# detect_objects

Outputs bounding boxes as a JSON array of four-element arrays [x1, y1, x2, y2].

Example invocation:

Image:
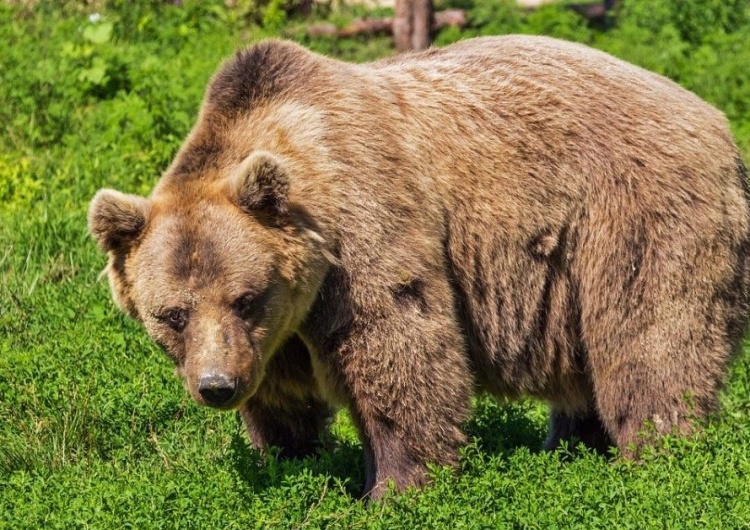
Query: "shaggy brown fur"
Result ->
[[89, 36, 750, 499]]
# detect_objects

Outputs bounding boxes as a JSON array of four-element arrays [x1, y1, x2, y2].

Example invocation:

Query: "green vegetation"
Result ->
[[2, 0, 750, 527]]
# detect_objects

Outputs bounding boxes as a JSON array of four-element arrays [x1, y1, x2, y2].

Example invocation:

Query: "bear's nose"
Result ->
[[198, 373, 237, 406]]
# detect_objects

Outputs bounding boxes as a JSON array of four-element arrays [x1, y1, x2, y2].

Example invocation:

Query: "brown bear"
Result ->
[[88, 35, 750, 499]]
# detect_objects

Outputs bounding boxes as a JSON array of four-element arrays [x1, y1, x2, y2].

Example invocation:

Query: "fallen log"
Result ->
[[301, 1, 616, 41], [304, 8, 466, 38]]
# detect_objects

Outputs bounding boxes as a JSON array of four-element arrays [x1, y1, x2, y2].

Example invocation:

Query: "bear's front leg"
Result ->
[[239, 335, 332, 459], [328, 309, 473, 499]]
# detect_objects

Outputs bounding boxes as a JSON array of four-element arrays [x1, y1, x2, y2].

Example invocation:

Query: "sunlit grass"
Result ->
[[2, 0, 750, 527]]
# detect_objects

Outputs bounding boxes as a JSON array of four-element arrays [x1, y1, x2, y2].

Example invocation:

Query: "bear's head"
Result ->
[[88, 151, 332, 409]]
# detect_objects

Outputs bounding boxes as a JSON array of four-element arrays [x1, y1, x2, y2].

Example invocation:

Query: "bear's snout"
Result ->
[[197, 373, 238, 407]]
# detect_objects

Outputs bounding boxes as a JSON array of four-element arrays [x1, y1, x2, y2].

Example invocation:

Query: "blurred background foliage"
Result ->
[[1, 0, 748, 218]]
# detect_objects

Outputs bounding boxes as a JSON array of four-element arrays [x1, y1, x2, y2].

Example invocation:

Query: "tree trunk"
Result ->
[[393, 0, 434, 52]]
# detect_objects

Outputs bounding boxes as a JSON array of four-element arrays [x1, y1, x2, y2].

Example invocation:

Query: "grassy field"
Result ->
[[2, 1, 750, 527]]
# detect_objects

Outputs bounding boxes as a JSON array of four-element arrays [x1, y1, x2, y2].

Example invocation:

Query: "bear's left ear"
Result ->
[[232, 151, 290, 219]]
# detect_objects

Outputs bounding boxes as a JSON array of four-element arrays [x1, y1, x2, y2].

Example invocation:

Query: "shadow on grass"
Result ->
[[465, 396, 548, 456], [226, 396, 551, 499], [227, 425, 366, 499]]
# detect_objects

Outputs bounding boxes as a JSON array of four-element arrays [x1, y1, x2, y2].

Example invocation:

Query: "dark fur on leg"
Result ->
[[545, 408, 613, 455], [240, 335, 332, 459]]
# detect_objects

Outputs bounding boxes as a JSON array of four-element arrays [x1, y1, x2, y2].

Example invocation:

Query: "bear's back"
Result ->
[[344, 35, 738, 213]]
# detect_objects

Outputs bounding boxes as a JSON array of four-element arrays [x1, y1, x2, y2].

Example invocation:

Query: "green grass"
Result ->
[[2, 0, 750, 527]]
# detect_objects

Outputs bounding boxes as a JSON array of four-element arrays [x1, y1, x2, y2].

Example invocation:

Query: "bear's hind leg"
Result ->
[[584, 297, 729, 456], [544, 408, 613, 455], [590, 361, 709, 456], [240, 335, 332, 459], [576, 209, 742, 455]]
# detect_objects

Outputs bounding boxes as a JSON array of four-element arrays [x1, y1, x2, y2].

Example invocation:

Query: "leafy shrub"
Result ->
[[467, 0, 524, 36], [435, 0, 593, 46], [619, 0, 750, 45], [0, 155, 37, 214], [522, 3, 593, 43]]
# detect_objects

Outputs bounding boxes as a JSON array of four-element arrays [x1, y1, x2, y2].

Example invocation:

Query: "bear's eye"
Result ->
[[159, 308, 189, 332], [233, 291, 266, 322]]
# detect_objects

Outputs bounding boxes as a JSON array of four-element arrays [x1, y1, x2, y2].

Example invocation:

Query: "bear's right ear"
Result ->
[[88, 189, 149, 252]]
